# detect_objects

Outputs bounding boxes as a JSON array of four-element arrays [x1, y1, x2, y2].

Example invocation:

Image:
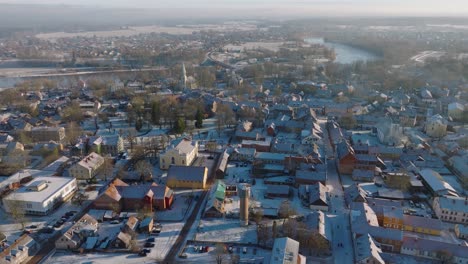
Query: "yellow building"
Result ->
[[166, 166, 208, 189], [159, 139, 198, 169], [403, 214, 442, 236], [382, 206, 403, 230]]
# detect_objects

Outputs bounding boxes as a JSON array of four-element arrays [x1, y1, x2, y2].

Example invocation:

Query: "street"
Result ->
[[322, 120, 354, 264]]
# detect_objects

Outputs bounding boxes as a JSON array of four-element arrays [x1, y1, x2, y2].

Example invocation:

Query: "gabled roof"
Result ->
[[354, 234, 385, 264]]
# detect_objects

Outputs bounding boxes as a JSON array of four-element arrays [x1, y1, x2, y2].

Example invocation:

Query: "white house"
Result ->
[[425, 114, 447, 138], [68, 152, 104, 179], [432, 196, 468, 224], [159, 139, 198, 169], [3, 176, 77, 215]]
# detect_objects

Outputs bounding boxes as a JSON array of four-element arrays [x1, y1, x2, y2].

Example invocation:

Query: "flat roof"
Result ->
[[4, 176, 76, 203]]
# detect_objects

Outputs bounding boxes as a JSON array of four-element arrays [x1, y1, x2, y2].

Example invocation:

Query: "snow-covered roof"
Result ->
[[270, 237, 300, 264]]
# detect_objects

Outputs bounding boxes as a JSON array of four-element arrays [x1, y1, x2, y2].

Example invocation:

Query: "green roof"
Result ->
[[214, 181, 226, 201]]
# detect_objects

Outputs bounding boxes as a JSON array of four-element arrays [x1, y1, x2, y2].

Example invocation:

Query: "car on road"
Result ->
[[144, 242, 155, 248], [28, 225, 38, 229], [110, 220, 120, 224], [180, 253, 188, 259]]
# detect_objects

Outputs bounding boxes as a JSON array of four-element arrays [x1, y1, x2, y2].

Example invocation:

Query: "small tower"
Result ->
[[181, 63, 187, 89], [239, 184, 250, 227]]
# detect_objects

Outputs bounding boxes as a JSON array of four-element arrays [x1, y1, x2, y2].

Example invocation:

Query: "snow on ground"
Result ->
[[0, 198, 81, 245], [46, 221, 185, 263], [181, 244, 271, 264], [157, 190, 201, 222], [196, 218, 257, 244]]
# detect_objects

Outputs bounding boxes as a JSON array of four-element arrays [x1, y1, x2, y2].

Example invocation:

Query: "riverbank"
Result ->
[[305, 37, 381, 64]]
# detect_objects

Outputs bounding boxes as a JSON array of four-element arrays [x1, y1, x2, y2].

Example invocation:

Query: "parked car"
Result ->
[[28, 225, 38, 229], [180, 253, 188, 259], [144, 242, 155, 248], [228, 246, 234, 253], [142, 248, 151, 253], [110, 220, 120, 224], [138, 251, 147, 257], [147, 237, 155, 243], [243, 247, 247, 254]]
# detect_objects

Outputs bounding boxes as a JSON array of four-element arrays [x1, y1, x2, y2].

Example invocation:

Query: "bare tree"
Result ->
[[135, 160, 153, 182], [5, 198, 28, 230]]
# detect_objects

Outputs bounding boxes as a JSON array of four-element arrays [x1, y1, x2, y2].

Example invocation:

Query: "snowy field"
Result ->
[[196, 218, 257, 244], [157, 190, 201, 222]]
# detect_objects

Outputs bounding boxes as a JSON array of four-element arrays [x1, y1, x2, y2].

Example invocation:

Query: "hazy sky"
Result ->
[[1, 0, 468, 16]]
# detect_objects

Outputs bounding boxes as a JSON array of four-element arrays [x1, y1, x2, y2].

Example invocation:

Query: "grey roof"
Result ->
[[402, 236, 468, 258], [167, 165, 207, 182], [419, 169, 458, 195]]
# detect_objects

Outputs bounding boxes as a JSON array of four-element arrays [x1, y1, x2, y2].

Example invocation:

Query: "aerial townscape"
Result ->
[[0, 1, 467, 264]]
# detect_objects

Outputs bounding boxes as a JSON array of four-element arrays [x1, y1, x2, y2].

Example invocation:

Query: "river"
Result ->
[[305, 37, 380, 64]]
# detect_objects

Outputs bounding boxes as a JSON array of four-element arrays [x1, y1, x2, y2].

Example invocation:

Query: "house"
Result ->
[[304, 211, 332, 252], [166, 165, 208, 189], [432, 196, 468, 224], [354, 234, 385, 264], [242, 138, 272, 152], [454, 224, 468, 239], [295, 164, 327, 185], [424, 114, 447, 138], [114, 232, 132, 249], [401, 236, 468, 263], [159, 139, 198, 169], [204, 180, 226, 218], [30, 126, 65, 143], [101, 135, 124, 156], [56, 214, 98, 250], [352, 169, 375, 182], [0, 235, 38, 264], [344, 184, 368, 205], [403, 215, 443, 236], [418, 169, 458, 197], [138, 217, 154, 233], [3, 176, 77, 215], [307, 182, 328, 211], [254, 152, 286, 165], [337, 140, 357, 174], [93, 179, 174, 212], [68, 152, 104, 179], [270, 237, 305, 264], [215, 150, 229, 179], [376, 118, 406, 146], [448, 156, 468, 187]]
